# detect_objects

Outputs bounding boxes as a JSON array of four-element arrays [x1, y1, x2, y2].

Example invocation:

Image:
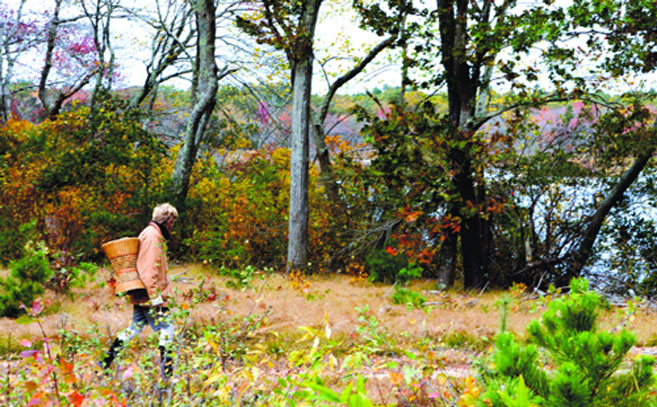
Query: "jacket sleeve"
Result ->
[[136, 232, 161, 299]]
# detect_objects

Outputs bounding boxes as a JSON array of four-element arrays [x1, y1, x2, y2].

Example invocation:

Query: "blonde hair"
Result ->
[[152, 203, 178, 224]]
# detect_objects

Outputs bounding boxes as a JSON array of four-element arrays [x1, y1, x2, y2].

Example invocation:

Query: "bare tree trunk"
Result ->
[[0, 0, 28, 123], [287, 0, 322, 271], [171, 0, 218, 206], [435, 233, 457, 288], [38, 0, 62, 115], [288, 57, 313, 269], [567, 131, 656, 274]]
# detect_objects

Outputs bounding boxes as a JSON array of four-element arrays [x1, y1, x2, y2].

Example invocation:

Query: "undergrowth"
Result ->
[[1, 274, 656, 406]]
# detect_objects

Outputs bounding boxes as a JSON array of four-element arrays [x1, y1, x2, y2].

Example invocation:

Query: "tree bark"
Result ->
[[171, 0, 218, 206], [286, 0, 322, 271], [437, 0, 490, 288], [567, 130, 656, 274], [0, 0, 28, 123]]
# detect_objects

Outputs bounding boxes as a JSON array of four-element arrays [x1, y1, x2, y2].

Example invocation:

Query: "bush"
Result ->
[[391, 286, 426, 309], [478, 278, 655, 407], [0, 241, 53, 317], [366, 249, 414, 283], [0, 219, 37, 265]]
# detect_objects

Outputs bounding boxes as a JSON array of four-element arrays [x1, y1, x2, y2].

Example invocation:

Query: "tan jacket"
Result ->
[[132, 222, 173, 306]]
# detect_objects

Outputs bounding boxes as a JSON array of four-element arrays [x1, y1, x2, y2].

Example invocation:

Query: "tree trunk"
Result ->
[[287, 57, 313, 270], [286, 0, 322, 271], [567, 141, 656, 275], [171, 0, 218, 206], [437, 0, 490, 288], [38, 0, 61, 115], [0, 0, 28, 123], [435, 233, 457, 288]]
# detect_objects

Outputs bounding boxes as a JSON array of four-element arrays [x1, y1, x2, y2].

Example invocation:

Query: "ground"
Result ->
[[3, 263, 657, 405]]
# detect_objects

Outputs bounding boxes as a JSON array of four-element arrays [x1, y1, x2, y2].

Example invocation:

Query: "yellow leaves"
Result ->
[[203, 371, 226, 388], [5, 118, 35, 136], [457, 376, 482, 406], [207, 339, 220, 354]]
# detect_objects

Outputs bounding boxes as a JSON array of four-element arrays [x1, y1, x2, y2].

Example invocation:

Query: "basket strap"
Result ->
[[116, 268, 138, 275]]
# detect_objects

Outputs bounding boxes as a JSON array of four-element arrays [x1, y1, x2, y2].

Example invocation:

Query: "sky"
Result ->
[[8, 0, 656, 97], [9, 0, 401, 95]]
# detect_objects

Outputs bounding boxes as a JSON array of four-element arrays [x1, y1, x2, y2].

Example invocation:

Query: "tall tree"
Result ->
[[312, 33, 399, 203], [0, 0, 41, 122], [237, 0, 323, 271], [38, 0, 96, 119], [77, 0, 121, 113], [357, 0, 657, 288], [171, 0, 218, 206], [121, 0, 196, 111]]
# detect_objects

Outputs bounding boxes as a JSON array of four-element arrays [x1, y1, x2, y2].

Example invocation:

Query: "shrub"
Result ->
[[0, 101, 168, 264], [478, 278, 655, 407], [366, 248, 413, 283], [391, 286, 426, 309], [0, 241, 53, 317], [189, 149, 289, 268], [0, 219, 37, 265]]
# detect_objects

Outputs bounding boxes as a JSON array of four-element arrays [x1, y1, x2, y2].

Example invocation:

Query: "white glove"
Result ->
[[151, 295, 164, 306]]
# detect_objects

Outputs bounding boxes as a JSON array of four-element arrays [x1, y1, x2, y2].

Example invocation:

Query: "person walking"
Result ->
[[101, 203, 178, 378]]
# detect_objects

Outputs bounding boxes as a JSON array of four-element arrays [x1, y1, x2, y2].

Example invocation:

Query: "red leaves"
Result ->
[[67, 390, 85, 407]]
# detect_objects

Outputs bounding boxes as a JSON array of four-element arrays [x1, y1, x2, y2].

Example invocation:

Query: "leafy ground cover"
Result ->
[[2, 264, 657, 406]]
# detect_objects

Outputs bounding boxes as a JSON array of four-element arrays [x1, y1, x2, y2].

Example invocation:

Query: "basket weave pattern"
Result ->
[[101, 237, 145, 294], [109, 254, 137, 273]]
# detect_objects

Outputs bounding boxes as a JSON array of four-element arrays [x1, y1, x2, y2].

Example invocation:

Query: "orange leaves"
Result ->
[[397, 206, 423, 223], [417, 248, 435, 265], [324, 134, 354, 154], [346, 261, 368, 282], [388, 370, 404, 385], [66, 390, 85, 407], [58, 357, 77, 385], [405, 210, 423, 223], [485, 198, 506, 215], [289, 269, 310, 291]]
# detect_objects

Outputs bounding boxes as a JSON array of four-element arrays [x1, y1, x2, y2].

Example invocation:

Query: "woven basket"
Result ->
[[101, 237, 145, 295]]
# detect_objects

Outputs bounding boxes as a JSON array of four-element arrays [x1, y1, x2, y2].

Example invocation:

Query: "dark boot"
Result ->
[[159, 345, 173, 378], [102, 338, 124, 370]]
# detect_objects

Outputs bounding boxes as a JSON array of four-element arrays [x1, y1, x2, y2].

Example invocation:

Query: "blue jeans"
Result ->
[[117, 305, 174, 347]]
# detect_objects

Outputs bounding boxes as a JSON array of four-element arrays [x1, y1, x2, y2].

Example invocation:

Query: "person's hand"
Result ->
[[150, 295, 164, 307]]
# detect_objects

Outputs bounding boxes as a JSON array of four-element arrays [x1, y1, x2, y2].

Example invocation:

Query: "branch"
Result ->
[[467, 93, 614, 133], [318, 35, 397, 125]]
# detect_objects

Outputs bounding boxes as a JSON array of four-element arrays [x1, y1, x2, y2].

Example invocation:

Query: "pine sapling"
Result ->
[[478, 278, 655, 407]]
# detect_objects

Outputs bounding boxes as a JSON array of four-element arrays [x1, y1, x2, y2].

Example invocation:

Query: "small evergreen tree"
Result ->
[[479, 278, 655, 407], [0, 241, 53, 317]]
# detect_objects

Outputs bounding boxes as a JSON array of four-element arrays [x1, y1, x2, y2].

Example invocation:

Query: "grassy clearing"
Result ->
[[2, 264, 657, 405], [3, 263, 657, 354]]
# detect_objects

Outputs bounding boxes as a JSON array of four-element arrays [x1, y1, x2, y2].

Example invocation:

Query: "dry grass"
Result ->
[[3, 263, 657, 355]]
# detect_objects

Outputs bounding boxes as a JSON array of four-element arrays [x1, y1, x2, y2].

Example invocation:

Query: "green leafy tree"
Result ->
[[354, 0, 657, 288]]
